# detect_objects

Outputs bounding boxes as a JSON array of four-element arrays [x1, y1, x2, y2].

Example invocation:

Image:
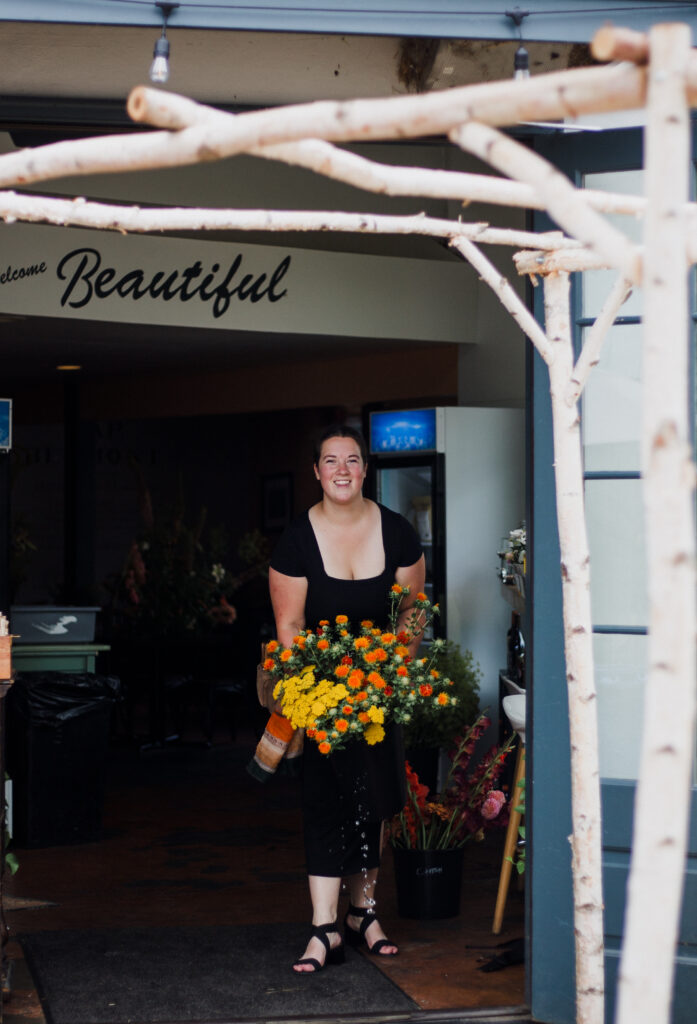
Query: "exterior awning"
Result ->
[[6, 0, 697, 43]]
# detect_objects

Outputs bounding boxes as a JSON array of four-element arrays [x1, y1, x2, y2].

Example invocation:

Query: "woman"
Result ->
[[269, 424, 425, 973]]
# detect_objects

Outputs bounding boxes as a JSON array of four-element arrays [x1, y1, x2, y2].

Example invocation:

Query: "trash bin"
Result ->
[[7, 672, 120, 848]]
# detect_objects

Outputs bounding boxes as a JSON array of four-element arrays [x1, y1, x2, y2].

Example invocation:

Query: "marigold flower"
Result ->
[[335, 614, 349, 625], [263, 658, 274, 671], [355, 691, 368, 702], [335, 719, 349, 733], [334, 665, 350, 678], [354, 636, 371, 650], [367, 671, 386, 689], [360, 619, 374, 628], [416, 592, 428, 602], [316, 730, 327, 741], [341, 655, 353, 665], [395, 645, 410, 658], [340, 629, 348, 637], [358, 711, 370, 724], [437, 693, 449, 706], [318, 620, 329, 627], [342, 705, 354, 715], [280, 650, 292, 662], [306, 726, 316, 739], [396, 666, 408, 677], [347, 670, 364, 689], [365, 723, 385, 745], [380, 633, 396, 645], [396, 631, 410, 644], [391, 584, 403, 594], [363, 650, 378, 664], [385, 685, 393, 696], [317, 639, 330, 650], [373, 648, 388, 662], [430, 669, 440, 678], [419, 683, 433, 697], [318, 741, 331, 754], [266, 640, 279, 653]]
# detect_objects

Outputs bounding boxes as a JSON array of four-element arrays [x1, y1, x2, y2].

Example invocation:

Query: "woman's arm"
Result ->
[[269, 567, 308, 648], [395, 554, 427, 656]]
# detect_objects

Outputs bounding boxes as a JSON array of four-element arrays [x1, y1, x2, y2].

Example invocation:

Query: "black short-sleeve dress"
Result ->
[[271, 502, 422, 877]]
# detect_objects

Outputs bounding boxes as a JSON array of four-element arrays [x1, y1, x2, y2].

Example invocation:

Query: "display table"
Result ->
[[12, 644, 110, 673]]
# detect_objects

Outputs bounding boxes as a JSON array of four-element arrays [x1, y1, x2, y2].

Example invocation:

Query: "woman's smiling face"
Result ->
[[314, 435, 366, 501]]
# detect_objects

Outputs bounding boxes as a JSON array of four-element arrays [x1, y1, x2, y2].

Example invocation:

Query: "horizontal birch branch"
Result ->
[[0, 60, 667, 191], [0, 190, 583, 251]]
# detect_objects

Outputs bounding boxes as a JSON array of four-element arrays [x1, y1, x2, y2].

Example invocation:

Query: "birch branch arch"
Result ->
[[1, 20, 695, 1024]]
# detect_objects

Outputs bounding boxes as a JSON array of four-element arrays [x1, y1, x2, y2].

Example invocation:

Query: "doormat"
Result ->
[[20, 923, 419, 1024]]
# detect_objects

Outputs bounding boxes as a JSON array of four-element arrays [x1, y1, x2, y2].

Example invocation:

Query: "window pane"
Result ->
[[595, 632, 646, 780], [582, 170, 644, 319], [586, 478, 648, 627], [582, 323, 642, 472]]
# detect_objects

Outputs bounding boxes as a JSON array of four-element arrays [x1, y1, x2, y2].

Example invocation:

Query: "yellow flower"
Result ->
[[367, 705, 384, 724], [364, 723, 385, 745]]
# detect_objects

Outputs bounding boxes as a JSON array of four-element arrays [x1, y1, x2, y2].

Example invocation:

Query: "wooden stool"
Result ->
[[492, 693, 526, 934]]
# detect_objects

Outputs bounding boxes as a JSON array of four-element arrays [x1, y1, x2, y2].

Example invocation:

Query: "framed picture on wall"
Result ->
[[262, 473, 293, 531], [0, 399, 12, 451]]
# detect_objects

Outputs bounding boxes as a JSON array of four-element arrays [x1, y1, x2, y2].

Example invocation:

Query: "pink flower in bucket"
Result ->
[[481, 790, 506, 821]]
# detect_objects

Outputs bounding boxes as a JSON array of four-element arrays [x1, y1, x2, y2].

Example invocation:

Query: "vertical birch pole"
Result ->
[[616, 24, 696, 1024], [544, 271, 605, 1024]]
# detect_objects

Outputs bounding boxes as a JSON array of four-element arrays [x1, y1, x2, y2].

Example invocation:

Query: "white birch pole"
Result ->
[[615, 24, 696, 1024], [544, 271, 605, 1024]]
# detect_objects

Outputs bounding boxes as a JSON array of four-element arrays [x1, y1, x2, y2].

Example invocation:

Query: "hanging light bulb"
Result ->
[[506, 7, 530, 81], [514, 44, 530, 81], [149, 2, 179, 84]]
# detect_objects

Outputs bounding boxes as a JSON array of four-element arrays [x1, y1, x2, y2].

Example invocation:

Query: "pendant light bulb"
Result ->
[[149, 2, 178, 85], [514, 44, 530, 81], [150, 32, 170, 83]]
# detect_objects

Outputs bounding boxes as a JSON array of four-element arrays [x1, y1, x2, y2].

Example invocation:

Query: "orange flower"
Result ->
[[348, 670, 365, 689], [363, 650, 379, 664], [280, 649, 292, 662], [266, 640, 279, 653], [373, 648, 388, 662], [367, 671, 386, 689], [371, 628, 381, 636], [340, 629, 349, 637], [360, 619, 374, 629], [355, 691, 368, 702], [437, 693, 449, 705], [293, 635, 307, 648], [380, 633, 396, 645], [396, 666, 408, 677], [318, 620, 329, 627], [358, 712, 370, 724], [335, 614, 349, 625], [395, 645, 410, 658], [419, 683, 433, 697], [354, 636, 371, 650], [342, 705, 354, 715], [416, 592, 428, 602], [335, 719, 349, 733], [316, 730, 327, 741], [263, 658, 274, 671], [334, 665, 350, 678], [318, 741, 331, 755], [317, 639, 330, 651], [306, 726, 317, 739], [430, 669, 440, 678], [391, 584, 403, 594]]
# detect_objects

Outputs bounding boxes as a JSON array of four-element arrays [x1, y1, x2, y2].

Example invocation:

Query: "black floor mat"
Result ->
[[20, 923, 418, 1024]]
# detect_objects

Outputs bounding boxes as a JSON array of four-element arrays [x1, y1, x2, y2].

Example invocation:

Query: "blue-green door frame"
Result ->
[[528, 128, 697, 1024]]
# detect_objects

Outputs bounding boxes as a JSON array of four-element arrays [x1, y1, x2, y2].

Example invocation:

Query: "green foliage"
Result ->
[[402, 640, 481, 749], [505, 776, 526, 875]]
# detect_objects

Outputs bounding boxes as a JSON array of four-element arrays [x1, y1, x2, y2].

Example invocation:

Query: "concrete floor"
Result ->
[[3, 715, 526, 1023]]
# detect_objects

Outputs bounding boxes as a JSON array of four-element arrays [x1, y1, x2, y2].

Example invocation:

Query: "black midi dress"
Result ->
[[270, 503, 422, 877]]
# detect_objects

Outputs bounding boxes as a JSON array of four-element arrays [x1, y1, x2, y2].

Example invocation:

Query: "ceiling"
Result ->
[[0, 21, 588, 381]]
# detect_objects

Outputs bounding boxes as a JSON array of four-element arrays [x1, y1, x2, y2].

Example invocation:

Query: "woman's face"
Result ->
[[314, 436, 366, 502]]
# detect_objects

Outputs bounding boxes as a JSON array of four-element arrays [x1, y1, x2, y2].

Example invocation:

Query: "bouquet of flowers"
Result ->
[[262, 585, 457, 755], [388, 712, 514, 849]]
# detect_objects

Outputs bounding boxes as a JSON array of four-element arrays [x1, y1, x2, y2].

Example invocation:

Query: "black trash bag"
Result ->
[[10, 671, 121, 725]]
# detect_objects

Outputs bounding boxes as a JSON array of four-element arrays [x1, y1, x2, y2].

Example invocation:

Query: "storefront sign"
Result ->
[[0, 224, 473, 343]]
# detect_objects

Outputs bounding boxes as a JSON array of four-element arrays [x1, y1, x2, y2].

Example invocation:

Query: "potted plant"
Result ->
[[402, 641, 481, 792], [388, 712, 514, 919]]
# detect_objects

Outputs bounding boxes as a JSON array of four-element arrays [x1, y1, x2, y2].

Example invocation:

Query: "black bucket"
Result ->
[[392, 846, 465, 919]]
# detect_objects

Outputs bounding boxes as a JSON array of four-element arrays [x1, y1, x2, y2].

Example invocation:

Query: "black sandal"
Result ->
[[344, 904, 398, 956], [293, 922, 345, 973]]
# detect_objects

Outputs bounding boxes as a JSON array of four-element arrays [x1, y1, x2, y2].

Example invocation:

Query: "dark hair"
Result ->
[[313, 423, 368, 465]]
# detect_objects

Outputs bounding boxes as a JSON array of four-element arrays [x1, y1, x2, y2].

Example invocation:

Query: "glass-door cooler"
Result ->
[[366, 409, 446, 638]]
